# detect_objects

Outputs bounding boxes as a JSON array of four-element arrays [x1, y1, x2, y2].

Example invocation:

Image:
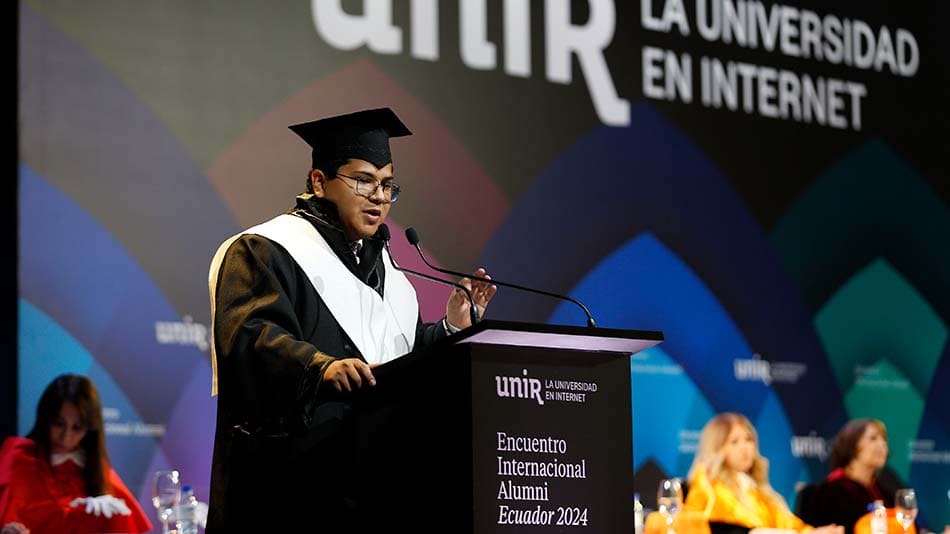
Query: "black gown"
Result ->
[[796, 470, 894, 534], [206, 197, 446, 533]]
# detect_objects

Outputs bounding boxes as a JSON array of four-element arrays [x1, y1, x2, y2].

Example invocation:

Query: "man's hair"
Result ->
[[305, 157, 350, 193]]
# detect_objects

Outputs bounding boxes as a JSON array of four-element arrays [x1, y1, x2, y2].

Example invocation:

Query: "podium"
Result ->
[[352, 320, 663, 533]]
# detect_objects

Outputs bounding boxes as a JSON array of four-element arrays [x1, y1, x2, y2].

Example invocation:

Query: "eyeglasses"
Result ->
[[335, 173, 401, 203]]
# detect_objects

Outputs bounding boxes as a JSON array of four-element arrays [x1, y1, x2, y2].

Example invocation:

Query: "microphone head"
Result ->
[[377, 224, 391, 242], [405, 227, 420, 246]]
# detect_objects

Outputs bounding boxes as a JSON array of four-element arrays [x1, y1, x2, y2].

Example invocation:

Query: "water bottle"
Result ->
[[870, 499, 887, 534], [634, 492, 644, 534], [176, 485, 199, 534]]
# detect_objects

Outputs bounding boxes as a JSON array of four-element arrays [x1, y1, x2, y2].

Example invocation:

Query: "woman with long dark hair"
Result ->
[[0, 374, 151, 533]]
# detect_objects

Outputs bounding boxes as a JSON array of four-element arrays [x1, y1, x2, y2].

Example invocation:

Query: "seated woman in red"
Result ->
[[0, 374, 152, 534]]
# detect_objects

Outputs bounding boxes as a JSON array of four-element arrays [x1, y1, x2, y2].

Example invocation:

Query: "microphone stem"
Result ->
[[385, 242, 479, 327], [414, 244, 596, 328]]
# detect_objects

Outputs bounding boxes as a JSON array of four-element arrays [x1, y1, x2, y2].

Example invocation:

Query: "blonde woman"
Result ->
[[684, 413, 842, 534]]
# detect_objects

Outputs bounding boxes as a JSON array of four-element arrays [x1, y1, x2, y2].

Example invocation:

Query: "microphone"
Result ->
[[377, 225, 479, 328], [405, 227, 597, 328]]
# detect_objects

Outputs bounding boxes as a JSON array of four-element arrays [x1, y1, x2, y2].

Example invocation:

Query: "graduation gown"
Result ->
[[206, 197, 446, 532], [0, 437, 152, 534], [796, 469, 893, 534]]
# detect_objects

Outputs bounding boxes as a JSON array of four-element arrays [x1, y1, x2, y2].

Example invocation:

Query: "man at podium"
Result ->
[[205, 107, 496, 532]]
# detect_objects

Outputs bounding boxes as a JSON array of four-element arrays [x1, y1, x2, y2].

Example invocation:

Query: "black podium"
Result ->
[[352, 320, 663, 533]]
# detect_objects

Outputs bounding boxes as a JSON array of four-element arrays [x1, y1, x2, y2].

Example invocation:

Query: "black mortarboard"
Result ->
[[288, 107, 412, 169]]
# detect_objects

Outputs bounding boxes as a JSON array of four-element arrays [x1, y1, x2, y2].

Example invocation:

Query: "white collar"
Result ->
[[350, 239, 364, 263], [51, 450, 85, 467]]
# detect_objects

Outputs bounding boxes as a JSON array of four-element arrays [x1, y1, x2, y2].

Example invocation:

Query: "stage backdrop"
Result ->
[[17, 1, 949, 531]]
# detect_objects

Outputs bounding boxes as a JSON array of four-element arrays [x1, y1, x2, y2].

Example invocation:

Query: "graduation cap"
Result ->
[[288, 107, 412, 170]]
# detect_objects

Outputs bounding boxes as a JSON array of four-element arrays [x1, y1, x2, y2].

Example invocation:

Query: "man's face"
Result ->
[[313, 158, 394, 241]]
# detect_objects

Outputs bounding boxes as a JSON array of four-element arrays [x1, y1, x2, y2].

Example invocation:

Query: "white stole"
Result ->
[[208, 214, 418, 395]]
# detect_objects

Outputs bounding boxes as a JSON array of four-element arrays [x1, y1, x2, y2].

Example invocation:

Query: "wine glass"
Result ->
[[894, 488, 918, 533], [152, 469, 181, 534], [657, 478, 684, 534]]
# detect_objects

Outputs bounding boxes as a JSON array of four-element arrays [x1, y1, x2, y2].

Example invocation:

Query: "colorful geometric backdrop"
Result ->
[[17, 2, 949, 531]]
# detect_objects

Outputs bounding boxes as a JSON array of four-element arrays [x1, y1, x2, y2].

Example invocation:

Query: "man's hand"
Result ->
[[322, 358, 376, 393], [446, 267, 497, 329]]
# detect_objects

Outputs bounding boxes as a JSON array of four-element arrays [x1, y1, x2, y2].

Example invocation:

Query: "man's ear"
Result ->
[[311, 169, 328, 197]]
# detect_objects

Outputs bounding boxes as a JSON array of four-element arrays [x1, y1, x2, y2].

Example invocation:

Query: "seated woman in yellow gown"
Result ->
[[683, 412, 843, 534]]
